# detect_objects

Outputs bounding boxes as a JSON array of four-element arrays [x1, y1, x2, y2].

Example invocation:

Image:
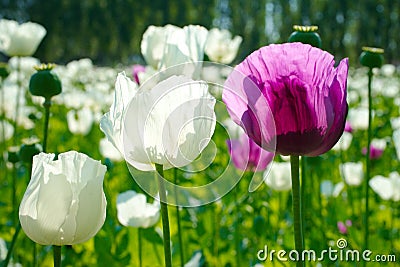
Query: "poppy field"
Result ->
[[0, 17, 399, 267]]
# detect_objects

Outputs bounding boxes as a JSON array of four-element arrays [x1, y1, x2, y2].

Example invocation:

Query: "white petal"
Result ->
[[117, 190, 160, 228], [73, 177, 107, 244], [123, 75, 216, 170], [264, 162, 292, 191], [20, 172, 73, 245], [340, 162, 364, 186], [99, 138, 123, 161], [369, 176, 393, 201], [332, 132, 352, 151], [205, 28, 242, 64], [389, 172, 400, 201], [141, 24, 180, 68], [332, 182, 345, 198], [100, 72, 137, 153]]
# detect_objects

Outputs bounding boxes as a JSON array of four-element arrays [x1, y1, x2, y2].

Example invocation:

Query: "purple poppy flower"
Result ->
[[223, 43, 349, 156], [132, 64, 146, 84], [362, 138, 386, 159], [227, 133, 274, 172], [362, 146, 384, 159]]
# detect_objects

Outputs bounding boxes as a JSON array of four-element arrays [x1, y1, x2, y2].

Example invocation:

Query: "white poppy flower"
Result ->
[[66, 107, 94, 135], [19, 151, 107, 245], [205, 28, 242, 64], [380, 64, 396, 77], [332, 131, 353, 151], [369, 172, 400, 201], [390, 117, 400, 130], [340, 162, 364, 186], [264, 162, 292, 191], [0, 19, 46, 57], [100, 72, 138, 154], [0, 120, 14, 142], [99, 137, 123, 161], [347, 107, 371, 130], [122, 75, 216, 171], [140, 24, 181, 69], [158, 25, 208, 73], [116, 190, 160, 228]]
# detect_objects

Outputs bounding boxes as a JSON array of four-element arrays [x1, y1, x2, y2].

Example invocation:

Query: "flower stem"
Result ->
[[364, 68, 373, 258], [234, 183, 241, 266], [2, 223, 21, 267], [290, 155, 304, 267], [173, 168, 185, 267], [301, 156, 307, 234], [53, 245, 62, 267], [12, 162, 17, 225], [12, 57, 21, 146], [42, 99, 51, 153], [138, 228, 142, 267], [155, 164, 172, 267]]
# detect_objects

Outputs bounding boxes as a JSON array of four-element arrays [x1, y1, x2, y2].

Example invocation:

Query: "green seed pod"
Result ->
[[359, 47, 384, 69], [288, 25, 322, 48], [29, 64, 62, 100], [19, 138, 42, 163]]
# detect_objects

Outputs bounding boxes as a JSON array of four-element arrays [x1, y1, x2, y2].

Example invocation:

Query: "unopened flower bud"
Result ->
[[288, 25, 322, 48], [29, 64, 62, 100], [359, 47, 384, 69]]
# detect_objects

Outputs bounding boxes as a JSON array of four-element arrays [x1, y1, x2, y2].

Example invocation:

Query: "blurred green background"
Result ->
[[1, 0, 399, 66]]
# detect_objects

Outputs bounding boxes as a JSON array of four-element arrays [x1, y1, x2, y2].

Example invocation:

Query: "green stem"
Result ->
[[301, 156, 306, 235], [12, 57, 21, 146], [12, 162, 17, 225], [234, 184, 241, 266], [42, 99, 51, 153], [1, 223, 21, 267], [155, 164, 172, 267], [390, 201, 394, 251], [53, 245, 62, 267], [173, 168, 185, 267], [290, 155, 304, 267], [138, 228, 142, 267], [3, 161, 33, 267], [364, 68, 373, 258], [0, 77, 6, 152]]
